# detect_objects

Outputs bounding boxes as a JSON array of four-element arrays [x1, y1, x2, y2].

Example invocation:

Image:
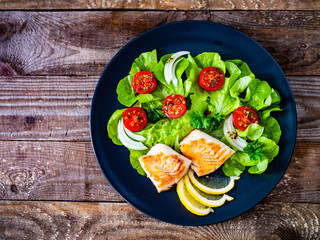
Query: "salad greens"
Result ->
[[243, 140, 263, 161], [190, 111, 224, 133], [107, 50, 282, 177]]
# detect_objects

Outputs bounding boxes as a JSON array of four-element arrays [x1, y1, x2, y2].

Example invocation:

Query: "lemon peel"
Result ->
[[176, 177, 213, 216], [185, 174, 234, 207], [188, 169, 239, 194]]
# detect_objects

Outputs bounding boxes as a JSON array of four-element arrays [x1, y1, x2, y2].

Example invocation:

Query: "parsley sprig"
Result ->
[[244, 140, 263, 161], [190, 110, 224, 132]]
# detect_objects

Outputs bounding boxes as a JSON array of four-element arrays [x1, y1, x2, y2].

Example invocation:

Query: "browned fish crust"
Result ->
[[180, 138, 233, 176], [140, 152, 190, 193]]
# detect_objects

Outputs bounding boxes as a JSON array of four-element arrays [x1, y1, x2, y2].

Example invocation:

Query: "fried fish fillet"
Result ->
[[180, 130, 235, 177], [139, 144, 192, 193]]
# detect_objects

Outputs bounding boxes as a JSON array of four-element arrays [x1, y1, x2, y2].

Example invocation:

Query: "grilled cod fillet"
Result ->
[[180, 130, 235, 177], [139, 144, 192, 193]]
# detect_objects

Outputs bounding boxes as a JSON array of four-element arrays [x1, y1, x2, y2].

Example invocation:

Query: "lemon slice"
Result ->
[[185, 174, 234, 207], [188, 169, 239, 194], [176, 177, 214, 216]]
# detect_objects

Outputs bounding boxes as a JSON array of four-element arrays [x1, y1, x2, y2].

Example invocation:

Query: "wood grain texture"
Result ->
[[0, 76, 319, 142], [0, 76, 96, 141], [0, 0, 320, 10], [265, 142, 320, 204], [0, 201, 319, 239], [0, 11, 319, 76], [0, 141, 319, 203], [0, 141, 122, 201]]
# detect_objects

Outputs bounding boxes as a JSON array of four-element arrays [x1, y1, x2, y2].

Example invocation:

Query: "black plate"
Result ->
[[90, 21, 297, 226]]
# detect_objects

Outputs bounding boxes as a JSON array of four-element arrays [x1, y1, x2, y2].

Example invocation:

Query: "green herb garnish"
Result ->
[[244, 140, 263, 161], [190, 110, 224, 132]]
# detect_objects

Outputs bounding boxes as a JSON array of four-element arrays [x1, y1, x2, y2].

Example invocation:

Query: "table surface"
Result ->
[[0, 1, 319, 239]]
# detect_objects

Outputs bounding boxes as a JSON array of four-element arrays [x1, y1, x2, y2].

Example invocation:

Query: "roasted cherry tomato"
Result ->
[[233, 106, 259, 131], [199, 66, 225, 91], [162, 94, 187, 119], [123, 107, 147, 132], [131, 71, 157, 94]]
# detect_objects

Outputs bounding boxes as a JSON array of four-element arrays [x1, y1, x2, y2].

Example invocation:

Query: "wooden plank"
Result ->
[[0, 76, 96, 141], [266, 142, 320, 203], [0, 76, 319, 142], [0, 0, 319, 10], [291, 76, 320, 142], [0, 11, 319, 76], [0, 141, 319, 203], [0, 141, 123, 202], [0, 201, 319, 239]]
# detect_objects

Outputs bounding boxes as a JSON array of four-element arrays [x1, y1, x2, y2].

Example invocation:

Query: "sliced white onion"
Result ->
[[171, 58, 183, 87], [223, 114, 247, 151], [122, 118, 146, 141], [164, 51, 190, 85], [118, 119, 147, 150]]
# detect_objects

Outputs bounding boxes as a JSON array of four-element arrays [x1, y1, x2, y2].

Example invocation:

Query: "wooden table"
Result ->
[[0, 1, 319, 239]]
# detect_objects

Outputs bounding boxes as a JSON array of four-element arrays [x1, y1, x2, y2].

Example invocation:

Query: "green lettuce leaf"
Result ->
[[116, 75, 137, 107], [229, 76, 253, 101], [237, 123, 264, 141], [222, 157, 246, 177], [258, 105, 282, 144], [129, 149, 148, 176], [258, 136, 279, 162], [186, 55, 209, 112], [231, 151, 257, 166], [223, 135, 280, 176], [153, 54, 190, 97], [261, 116, 282, 144], [206, 61, 241, 115], [139, 111, 193, 149], [227, 59, 255, 79], [129, 49, 158, 75], [243, 79, 281, 111], [117, 50, 161, 107], [107, 109, 126, 145], [194, 52, 226, 73], [261, 105, 282, 119], [248, 154, 269, 174]]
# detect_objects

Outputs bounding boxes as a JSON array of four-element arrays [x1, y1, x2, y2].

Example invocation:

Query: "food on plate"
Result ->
[[123, 107, 148, 132], [108, 50, 281, 178], [199, 66, 225, 91], [177, 169, 237, 215], [117, 117, 147, 151], [162, 94, 187, 119], [180, 130, 235, 177], [233, 106, 258, 131], [164, 51, 190, 86], [188, 169, 239, 194], [139, 144, 192, 193], [184, 173, 234, 207], [176, 175, 214, 216], [107, 49, 283, 215], [132, 70, 157, 94], [223, 113, 248, 151]]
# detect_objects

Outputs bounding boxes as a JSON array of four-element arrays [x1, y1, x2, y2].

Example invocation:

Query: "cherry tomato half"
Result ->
[[199, 67, 225, 91], [131, 71, 157, 94], [162, 94, 187, 119], [233, 106, 259, 131], [123, 107, 147, 132]]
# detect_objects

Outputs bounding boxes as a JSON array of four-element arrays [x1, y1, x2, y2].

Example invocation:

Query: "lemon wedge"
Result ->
[[185, 174, 234, 207], [188, 169, 239, 194], [176, 177, 214, 216]]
